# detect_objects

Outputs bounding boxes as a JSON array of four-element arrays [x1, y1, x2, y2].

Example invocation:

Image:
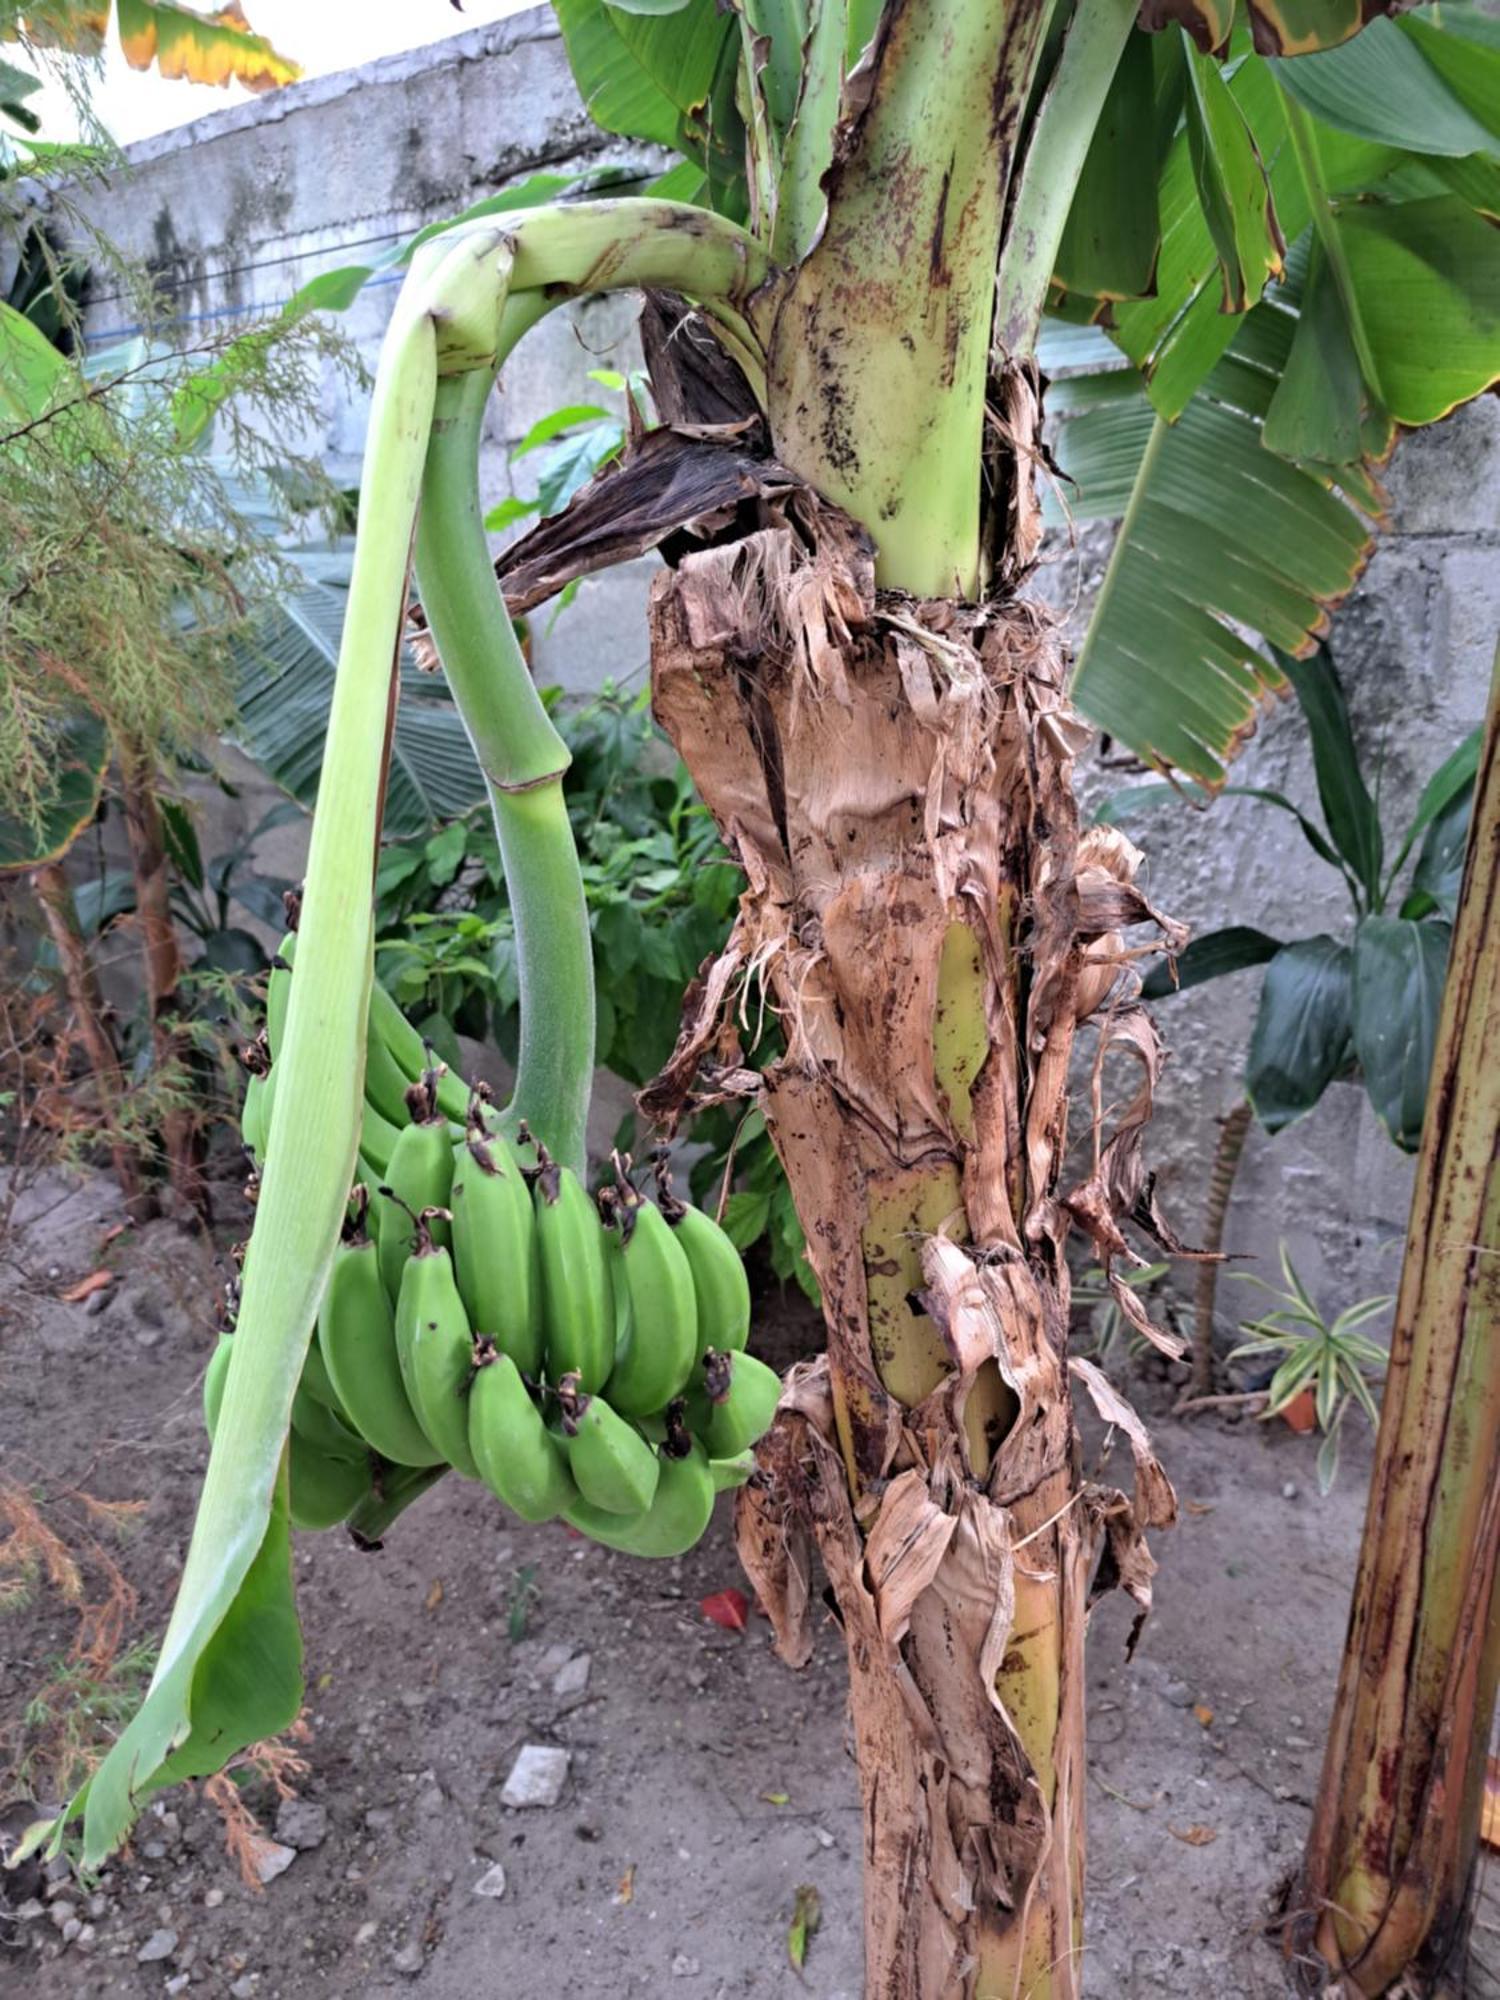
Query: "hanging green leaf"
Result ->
[[1271, 15, 1500, 158], [1245, 935, 1353, 1133], [1275, 646, 1382, 908], [1260, 244, 1368, 463], [1052, 30, 1162, 304], [1331, 195, 1500, 427], [1402, 783, 1475, 924], [1182, 34, 1284, 312], [1055, 301, 1375, 782], [553, 0, 736, 154], [1350, 916, 1449, 1149], [1140, 925, 1284, 1000]]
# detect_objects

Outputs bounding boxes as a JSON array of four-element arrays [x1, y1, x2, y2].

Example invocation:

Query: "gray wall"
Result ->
[[69, 9, 1498, 1318]]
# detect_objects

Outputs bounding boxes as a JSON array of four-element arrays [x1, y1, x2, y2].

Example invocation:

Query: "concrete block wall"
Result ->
[[61, 7, 1500, 1316]]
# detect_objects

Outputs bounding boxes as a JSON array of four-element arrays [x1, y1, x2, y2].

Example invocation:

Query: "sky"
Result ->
[[30, 0, 540, 146]]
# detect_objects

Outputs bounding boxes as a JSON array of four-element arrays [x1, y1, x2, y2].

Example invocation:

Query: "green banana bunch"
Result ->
[[599, 1174, 697, 1419], [229, 936, 780, 1561], [468, 1343, 578, 1522], [450, 1101, 543, 1376], [533, 1145, 615, 1392], [393, 1206, 481, 1480]]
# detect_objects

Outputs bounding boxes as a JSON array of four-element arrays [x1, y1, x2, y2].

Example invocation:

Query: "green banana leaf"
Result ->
[[228, 547, 487, 840], [1048, 301, 1376, 782]]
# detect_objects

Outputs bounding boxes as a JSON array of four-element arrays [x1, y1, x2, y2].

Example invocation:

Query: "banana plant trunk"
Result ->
[[1294, 669, 1500, 1996], [637, 11, 1180, 1990]]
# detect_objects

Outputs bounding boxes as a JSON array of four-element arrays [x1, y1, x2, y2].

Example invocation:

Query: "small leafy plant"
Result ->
[[1229, 1245, 1390, 1493], [1104, 645, 1479, 1151]]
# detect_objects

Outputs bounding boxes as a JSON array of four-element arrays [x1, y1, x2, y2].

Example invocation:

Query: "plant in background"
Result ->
[[35, 6, 1500, 1998], [1101, 645, 1478, 1397], [1105, 645, 1479, 1152], [0, 97, 354, 1213], [1228, 1245, 1389, 1493]]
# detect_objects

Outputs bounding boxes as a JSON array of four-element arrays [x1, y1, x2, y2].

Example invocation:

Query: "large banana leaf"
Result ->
[[229, 548, 486, 839], [5, 1, 300, 89], [1049, 301, 1377, 781]]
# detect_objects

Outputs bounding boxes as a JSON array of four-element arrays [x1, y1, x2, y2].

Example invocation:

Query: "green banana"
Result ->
[[710, 1451, 755, 1492], [202, 1332, 232, 1436], [468, 1344, 578, 1522], [601, 1178, 698, 1418], [367, 977, 471, 1123], [394, 1209, 480, 1479], [374, 1073, 454, 1299], [658, 1175, 751, 1358], [265, 939, 294, 1061], [449, 1104, 542, 1376], [556, 1371, 660, 1516], [298, 1328, 350, 1421], [363, 1030, 419, 1131], [360, 1096, 403, 1178], [288, 1430, 372, 1531], [347, 1460, 449, 1550], [563, 1437, 715, 1559], [692, 1348, 783, 1459], [290, 1380, 368, 1464], [239, 1074, 266, 1165], [533, 1149, 614, 1391], [318, 1193, 443, 1469]]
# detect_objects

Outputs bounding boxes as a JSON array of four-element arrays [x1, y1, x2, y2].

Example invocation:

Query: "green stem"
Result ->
[[415, 360, 594, 1176], [993, 0, 1140, 356]]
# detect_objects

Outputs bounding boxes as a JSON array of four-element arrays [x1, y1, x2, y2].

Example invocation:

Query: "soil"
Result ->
[[1, 1165, 1387, 1999]]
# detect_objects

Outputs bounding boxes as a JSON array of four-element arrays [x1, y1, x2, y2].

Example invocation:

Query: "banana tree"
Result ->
[[35, 5, 1500, 1999]]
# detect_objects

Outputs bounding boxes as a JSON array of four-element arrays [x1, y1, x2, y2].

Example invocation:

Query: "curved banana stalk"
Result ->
[[64, 196, 767, 1869], [415, 363, 594, 1174]]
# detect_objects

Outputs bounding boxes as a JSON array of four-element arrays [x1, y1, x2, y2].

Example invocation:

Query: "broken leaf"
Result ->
[[1168, 1823, 1218, 1846], [761, 1790, 789, 1807], [700, 1587, 749, 1632], [787, 1882, 821, 1971], [424, 1578, 444, 1614], [1194, 1704, 1214, 1729], [613, 1863, 635, 1907]]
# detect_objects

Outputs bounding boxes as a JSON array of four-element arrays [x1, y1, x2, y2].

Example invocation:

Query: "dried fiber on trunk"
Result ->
[[637, 480, 1183, 1995]]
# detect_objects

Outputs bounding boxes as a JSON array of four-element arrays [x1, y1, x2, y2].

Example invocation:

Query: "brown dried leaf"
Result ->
[[1168, 1823, 1218, 1847], [1069, 1357, 1177, 1530], [864, 1471, 957, 1646], [60, 1270, 113, 1303]]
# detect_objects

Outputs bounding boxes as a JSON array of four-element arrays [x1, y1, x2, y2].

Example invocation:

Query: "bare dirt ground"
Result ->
[[1, 1165, 1390, 1999]]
